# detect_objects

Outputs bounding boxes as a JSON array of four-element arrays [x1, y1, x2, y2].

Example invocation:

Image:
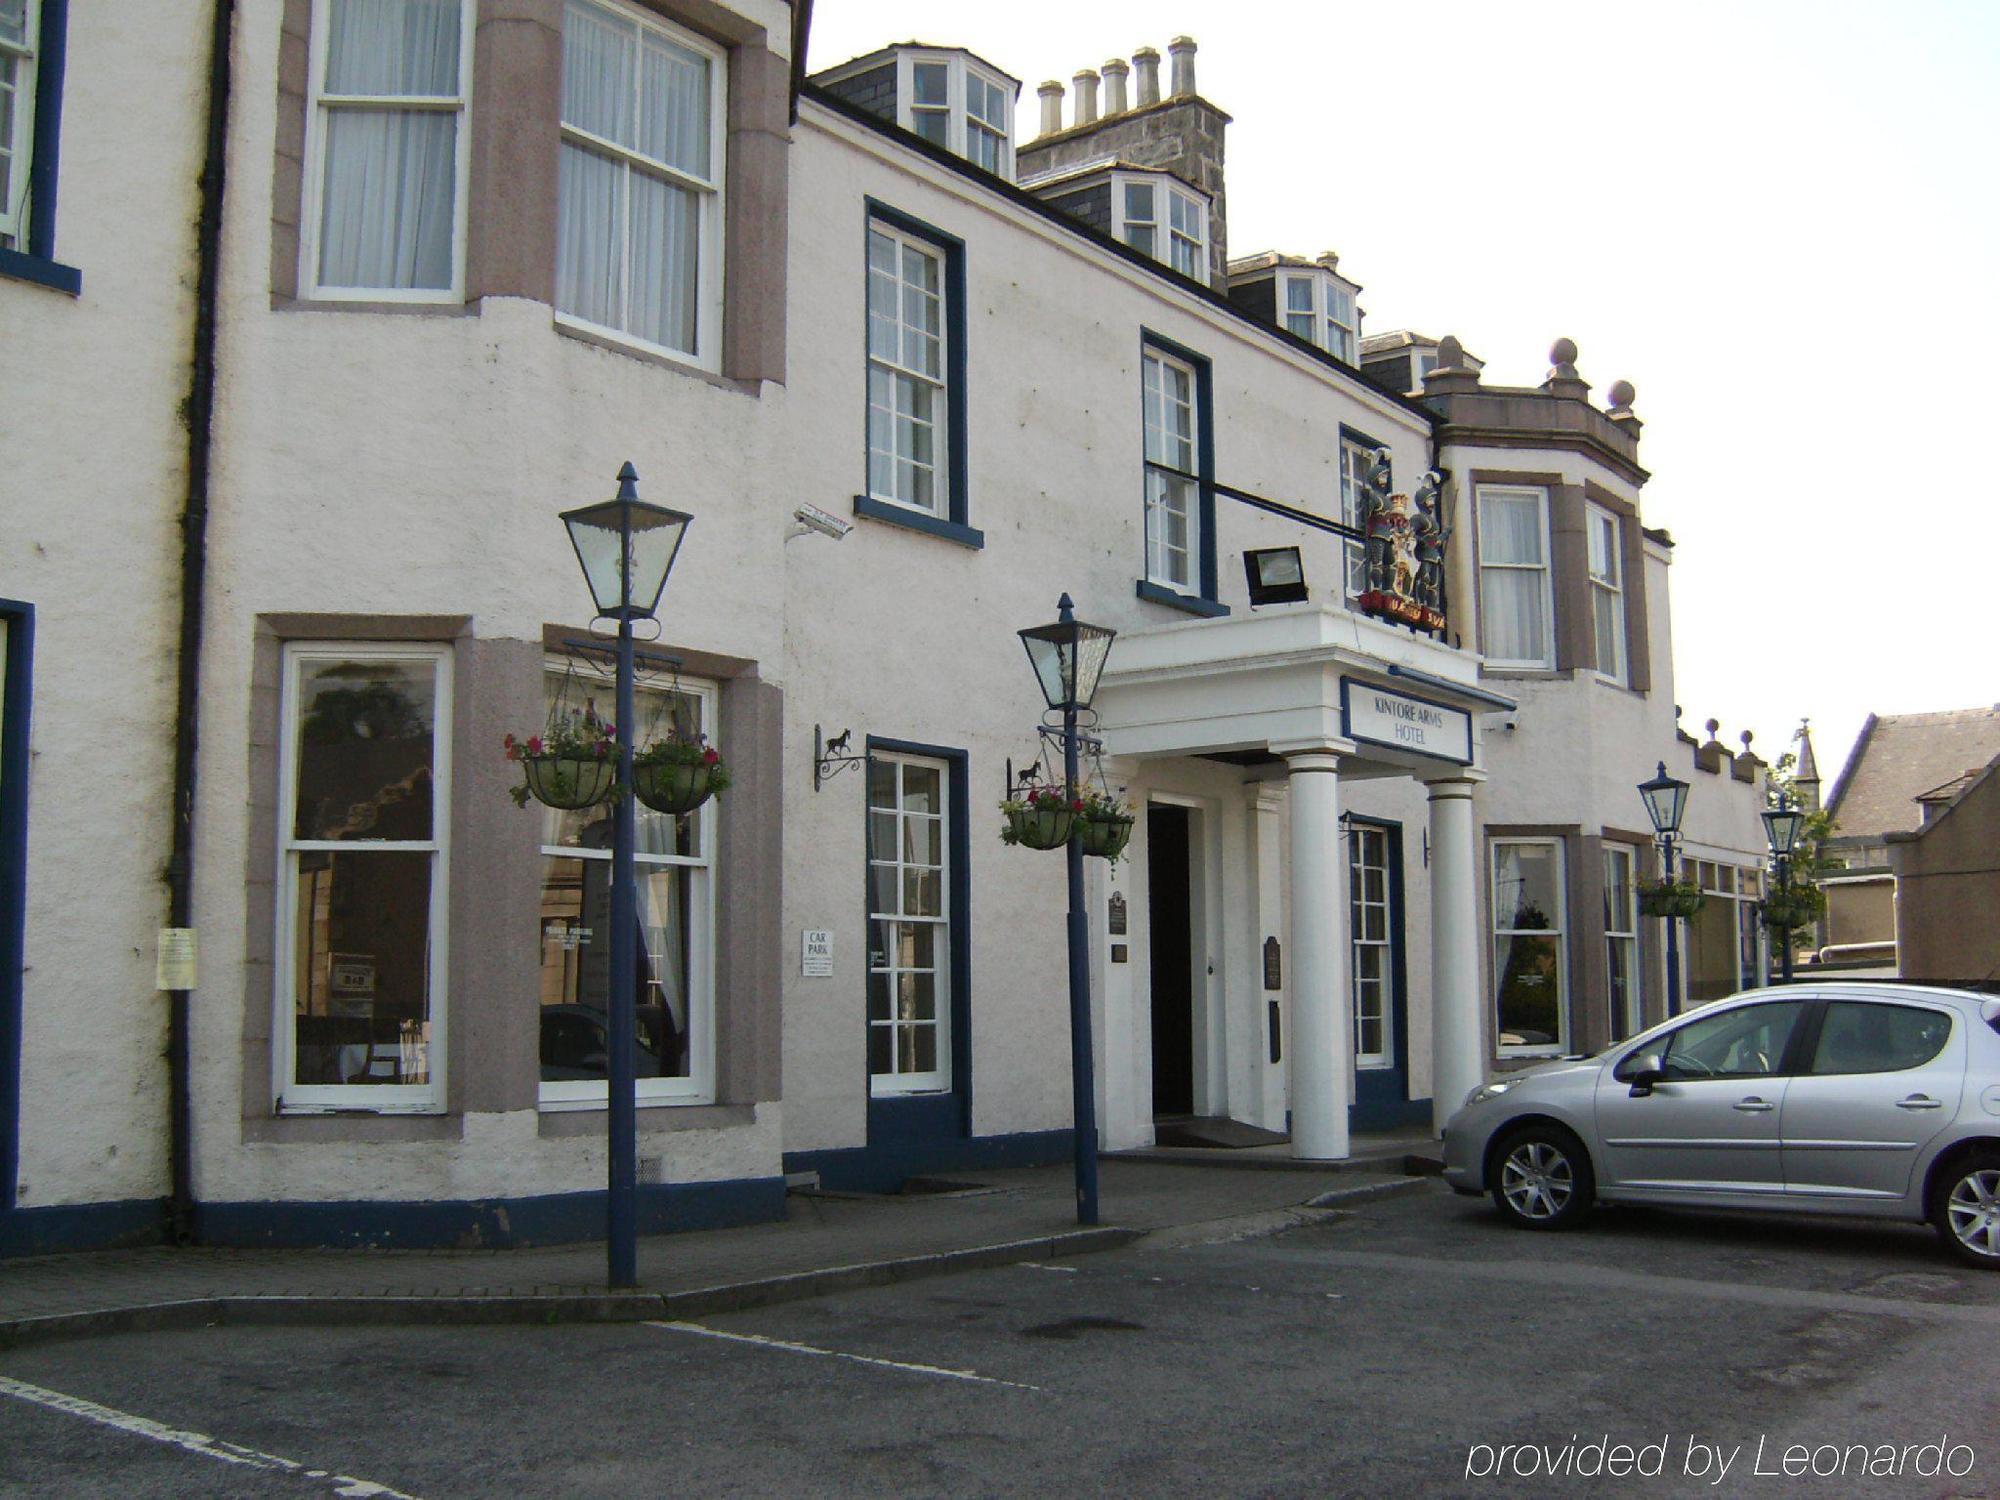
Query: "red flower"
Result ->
[[527, 736, 544, 755], [703, 747, 720, 763]]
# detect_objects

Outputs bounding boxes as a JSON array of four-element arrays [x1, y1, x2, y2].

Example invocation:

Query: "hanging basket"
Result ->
[[632, 759, 719, 816], [1760, 891, 1818, 932], [521, 755, 617, 810], [1074, 811, 1135, 862], [1004, 804, 1074, 851], [1637, 880, 1704, 920]]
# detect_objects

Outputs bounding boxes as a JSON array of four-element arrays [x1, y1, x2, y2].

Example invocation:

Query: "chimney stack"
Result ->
[[1072, 68, 1100, 127], [1133, 45, 1161, 107], [1037, 80, 1065, 137], [1101, 57, 1130, 116], [1168, 36, 1197, 97]]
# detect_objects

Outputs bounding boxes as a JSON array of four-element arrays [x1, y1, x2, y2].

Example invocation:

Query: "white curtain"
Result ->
[[628, 171, 696, 352], [1479, 493, 1549, 662], [639, 34, 709, 178], [317, 0, 461, 290], [556, 143, 623, 329]]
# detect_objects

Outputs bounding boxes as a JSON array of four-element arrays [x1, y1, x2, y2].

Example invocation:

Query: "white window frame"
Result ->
[[893, 50, 1014, 180], [1490, 837, 1569, 1058], [1349, 824, 1392, 1070], [275, 642, 453, 1114], [0, 0, 39, 253], [300, 0, 475, 303], [554, 0, 728, 368], [868, 751, 952, 1097], [865, 218, 950, 517], [1277, 270, 1361, 364], [1335, 438, 1373, 601], [1475, 485, 1557, 670], [1142, 346, 1201, 593], [1604, 843, 1641, 1039], [1110, 171, 1208, 278], [537, 668, 718, 1108], [1587, 503, 1627, 686]]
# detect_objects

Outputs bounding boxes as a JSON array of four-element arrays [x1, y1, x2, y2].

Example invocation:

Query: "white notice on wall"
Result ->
[[156, 928, 197, 991], [802, 929, 834, 977]]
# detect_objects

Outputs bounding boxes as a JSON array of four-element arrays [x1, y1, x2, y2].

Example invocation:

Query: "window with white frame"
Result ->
[[1477, 486, 1555, 668], [536, 668, 716, 1105], [1604, 844, 1640, 1039], [1143, 347, 1200, 592], [1278, 271, 1359, 363], [556, 0, 725, 363], [303, 0, 472, 297], [1113, 174, 1207, 279], [1349, 825, 1392, 1068], [1491, 838, 1567, 1055], [1587, 504, 1627, 685], [868, 753, 951, 1094], [1335, 438, 1373, 600], [278, 644, 452, 1112], [896, 52, 1013, 179], [866, 220, 948, 515], [0, 0, 39, 253]]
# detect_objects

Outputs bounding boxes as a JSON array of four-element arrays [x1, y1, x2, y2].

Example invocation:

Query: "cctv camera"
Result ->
[[792, 504, 853, 541]]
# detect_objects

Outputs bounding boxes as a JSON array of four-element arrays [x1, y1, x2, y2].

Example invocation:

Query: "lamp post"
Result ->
[[1018, 595, 1116, 1226], [560, 462, 690, 1289], [1638, 760, 1691, 1016], [1761, 790, 1805, 986]]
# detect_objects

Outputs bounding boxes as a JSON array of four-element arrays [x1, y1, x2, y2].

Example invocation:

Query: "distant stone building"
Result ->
[[1887, 751, 2000, 982]]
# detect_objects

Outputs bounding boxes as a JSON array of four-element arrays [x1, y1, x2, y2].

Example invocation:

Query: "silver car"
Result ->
[[1441, 983, 2000, 1268]]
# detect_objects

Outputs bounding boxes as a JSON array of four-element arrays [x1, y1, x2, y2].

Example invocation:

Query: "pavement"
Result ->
[[0, 1156, 1428, 1350]]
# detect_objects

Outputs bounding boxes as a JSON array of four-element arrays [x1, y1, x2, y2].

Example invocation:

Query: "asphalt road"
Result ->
[[2, 1184, 1996, 1499]]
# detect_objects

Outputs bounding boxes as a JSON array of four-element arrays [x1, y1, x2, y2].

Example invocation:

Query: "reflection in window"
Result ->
[[1809, 1002, 1951, 1076], [1661, 1002, 1803, 1080], [1491, 839, 1566, 1053], [867, 753, 950, 1093], [1349, 826, 1391, 1067]]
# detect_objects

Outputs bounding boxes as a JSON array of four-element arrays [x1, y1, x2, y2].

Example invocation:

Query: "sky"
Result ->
[[808, 1, 2000, 792]]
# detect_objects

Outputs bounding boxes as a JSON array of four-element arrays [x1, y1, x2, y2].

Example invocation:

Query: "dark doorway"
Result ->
[[1148, 804, 1194, 1117]]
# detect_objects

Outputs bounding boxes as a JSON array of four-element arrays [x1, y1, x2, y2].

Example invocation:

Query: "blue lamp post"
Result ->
[[1638, 761, 1691, 1016], [1762, 791, 1805, 985], [1019, 595, 1116, 1226], [561, 462, 690, 1289]]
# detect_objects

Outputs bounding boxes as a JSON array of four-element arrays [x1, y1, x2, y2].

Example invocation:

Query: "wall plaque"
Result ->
[[1262, 936, 1282, 991], [1107, 893, 1128, 936]]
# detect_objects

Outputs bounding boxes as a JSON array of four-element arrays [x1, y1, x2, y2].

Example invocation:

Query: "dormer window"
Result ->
[[1279, 269, 1361, 364], [895, 51, 1015, 179], [1112, 172, 1207, 279]]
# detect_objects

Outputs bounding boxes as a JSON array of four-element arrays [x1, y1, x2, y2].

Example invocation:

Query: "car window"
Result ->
[[1808, 1002, 1952, 1075], [1658, 1001, 1805, 1081]]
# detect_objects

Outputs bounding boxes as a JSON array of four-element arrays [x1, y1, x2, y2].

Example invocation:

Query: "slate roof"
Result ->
[[1825, 705, 2000, 840]]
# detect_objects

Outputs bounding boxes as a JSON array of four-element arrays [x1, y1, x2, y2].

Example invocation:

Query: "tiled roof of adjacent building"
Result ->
[[1825, 705, 2000, 840]]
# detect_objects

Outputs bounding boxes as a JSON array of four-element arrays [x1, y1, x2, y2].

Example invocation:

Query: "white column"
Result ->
[[1427, 776, 1486, 1135], [1285, 750, 1351, 1159]]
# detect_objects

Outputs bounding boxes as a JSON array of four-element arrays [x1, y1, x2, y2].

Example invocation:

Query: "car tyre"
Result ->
[[1489, 1123, 1595, 1231], [1932, 1151, 2000, 1271]]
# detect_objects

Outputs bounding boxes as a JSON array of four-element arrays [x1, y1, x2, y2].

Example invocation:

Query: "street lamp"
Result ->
[[1637, 760, 1691, 1016], [1018, 594, 1116, 1226], [1762, 791, 1805, 985], [560, 462, 691, 1289]]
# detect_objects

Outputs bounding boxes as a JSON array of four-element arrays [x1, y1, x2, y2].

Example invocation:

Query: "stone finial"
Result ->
[[1101, 57, 1130, 115], [1037, 80, 1065, 137], [1549, 337, 1579, 378], [1133, 46, 1162, 107], [1436, 334, 1466, 370], [1168, 35, 1197, 97], [1740, 729, 1755, 752], [1607, 378, 1636, 414], [1705, 717, 1722, 740], [1072, 68, 1100, 126]]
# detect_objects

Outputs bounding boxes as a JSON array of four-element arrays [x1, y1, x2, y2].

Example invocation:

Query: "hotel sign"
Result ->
[[1342, 679, 1473, 765]]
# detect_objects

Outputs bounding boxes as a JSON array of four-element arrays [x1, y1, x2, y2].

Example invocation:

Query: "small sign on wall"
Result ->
[[156, 928, 196, 991], [802, 929, 834, 977], [1108, 893, 1128, 935]]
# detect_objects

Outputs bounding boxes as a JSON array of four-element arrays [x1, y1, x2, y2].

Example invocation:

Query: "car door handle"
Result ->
[[1733, 1097, 1775, 1113], [1896, 1095, 1944, 1111]]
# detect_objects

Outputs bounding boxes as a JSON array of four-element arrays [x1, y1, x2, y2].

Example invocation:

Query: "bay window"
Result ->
[[1477, 486, 1555, 668], [1491, 838, 1567, 1056], [537, 667, 716, 1105], [866, 219, 948, 515], [868, 753, 951, 1094], [893, 51, 1014, 179], [304, 0, 472, 298], [278, 644, 452, 1112], [1113, 173, 1207, 280], [1280, 270, 1361, 364], [556, 0, 725, 365], [1143, 346, 1199, 592], [1587, 504, 1627, 684]]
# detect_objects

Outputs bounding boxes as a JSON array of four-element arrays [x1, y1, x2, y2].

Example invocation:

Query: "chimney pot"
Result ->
[[1168, 35, 1197, 97], [1101, 57, 1130, 116], [1072, 68, 1100, 127], [1132, 46, 1162, 107], [1037, 80, 1065, 137]]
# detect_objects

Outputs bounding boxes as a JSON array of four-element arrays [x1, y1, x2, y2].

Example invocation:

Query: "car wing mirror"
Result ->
[[1621, 1051, 1666, 1097]]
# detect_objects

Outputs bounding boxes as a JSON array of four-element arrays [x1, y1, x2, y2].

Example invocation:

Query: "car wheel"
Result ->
[[1933, 1152, 2000, 1270], [1490, 1124, 1595, 1231]]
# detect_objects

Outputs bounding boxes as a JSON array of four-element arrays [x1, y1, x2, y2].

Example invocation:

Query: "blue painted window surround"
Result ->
[[0, 0, 80, 296], [1137, 328, 1226, 616], [853, 199, 981, 549]]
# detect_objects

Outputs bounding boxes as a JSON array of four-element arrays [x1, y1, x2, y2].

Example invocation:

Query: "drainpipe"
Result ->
[[163, 0, 235, 1246]]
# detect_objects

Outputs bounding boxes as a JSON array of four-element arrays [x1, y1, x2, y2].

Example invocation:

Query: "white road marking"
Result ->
[[1017, 1262, 1078, 1273], [0, 1375, 423, 1498], [647, 1320, 1044, 1391]]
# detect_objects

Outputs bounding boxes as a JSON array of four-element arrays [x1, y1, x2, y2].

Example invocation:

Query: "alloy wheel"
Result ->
[[1501, 1141, 1574, 1221], [1946, 1169, 2000, 1260]]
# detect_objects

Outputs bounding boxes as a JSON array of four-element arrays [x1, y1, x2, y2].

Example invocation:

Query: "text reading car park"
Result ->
[[1463, 1433, 1976, 1483]]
